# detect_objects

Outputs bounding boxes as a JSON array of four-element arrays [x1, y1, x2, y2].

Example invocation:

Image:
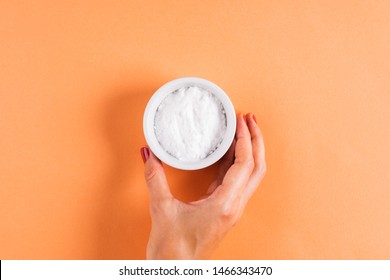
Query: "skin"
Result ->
[[140, 113, 266, 259]]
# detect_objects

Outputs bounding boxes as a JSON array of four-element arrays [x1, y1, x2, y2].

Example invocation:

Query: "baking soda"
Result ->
[[154, 86, 227, 161]]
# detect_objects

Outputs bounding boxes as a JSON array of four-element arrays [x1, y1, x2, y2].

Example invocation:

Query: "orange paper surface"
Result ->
[[1, 1, 389, 259]]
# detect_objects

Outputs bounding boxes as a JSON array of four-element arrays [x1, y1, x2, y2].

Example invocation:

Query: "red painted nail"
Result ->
[[252, 114, 257, 124], [140, 147, 150, 163]]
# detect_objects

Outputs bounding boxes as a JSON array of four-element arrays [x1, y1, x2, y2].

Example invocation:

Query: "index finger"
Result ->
[[241, 113, 266, 204], [212, 113, 254, 202]]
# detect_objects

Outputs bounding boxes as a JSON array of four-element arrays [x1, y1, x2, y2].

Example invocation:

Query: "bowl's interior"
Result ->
[[143, 77, 236, 170]]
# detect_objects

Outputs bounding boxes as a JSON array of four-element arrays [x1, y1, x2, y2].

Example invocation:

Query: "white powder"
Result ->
[[154, 86, 227, 161]]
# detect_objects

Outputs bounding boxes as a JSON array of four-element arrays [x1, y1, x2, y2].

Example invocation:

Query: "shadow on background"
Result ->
[[95, 78, 156, 259], [95, 75, 222, 259]]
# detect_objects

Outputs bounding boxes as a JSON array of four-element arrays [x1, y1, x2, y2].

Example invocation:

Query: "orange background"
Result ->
[[1, 1, 389, 259]]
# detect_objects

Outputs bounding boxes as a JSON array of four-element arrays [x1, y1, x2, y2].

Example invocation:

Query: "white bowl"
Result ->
[[143, 77, 236, 170]]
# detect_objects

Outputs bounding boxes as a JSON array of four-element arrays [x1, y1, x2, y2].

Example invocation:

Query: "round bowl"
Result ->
[[143, 77, 236, 170]]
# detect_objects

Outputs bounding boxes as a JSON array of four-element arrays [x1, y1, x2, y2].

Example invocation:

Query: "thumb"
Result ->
[[140, 147, 172, 202]]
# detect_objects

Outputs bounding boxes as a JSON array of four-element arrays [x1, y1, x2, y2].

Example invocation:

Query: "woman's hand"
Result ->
[[140, 113, 266, 259]]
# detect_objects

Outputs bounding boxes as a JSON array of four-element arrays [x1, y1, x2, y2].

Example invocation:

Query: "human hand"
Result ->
[[140, 113, 266, 259]]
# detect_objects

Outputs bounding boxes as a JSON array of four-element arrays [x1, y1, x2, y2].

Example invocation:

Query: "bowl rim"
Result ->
[[143, 77, 236, 170]]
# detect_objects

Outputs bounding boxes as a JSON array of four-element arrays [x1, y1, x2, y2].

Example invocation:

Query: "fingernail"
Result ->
[[140, 147, 150, 163], [237, 113, 244, 123], [252, 114, 257, 124]]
